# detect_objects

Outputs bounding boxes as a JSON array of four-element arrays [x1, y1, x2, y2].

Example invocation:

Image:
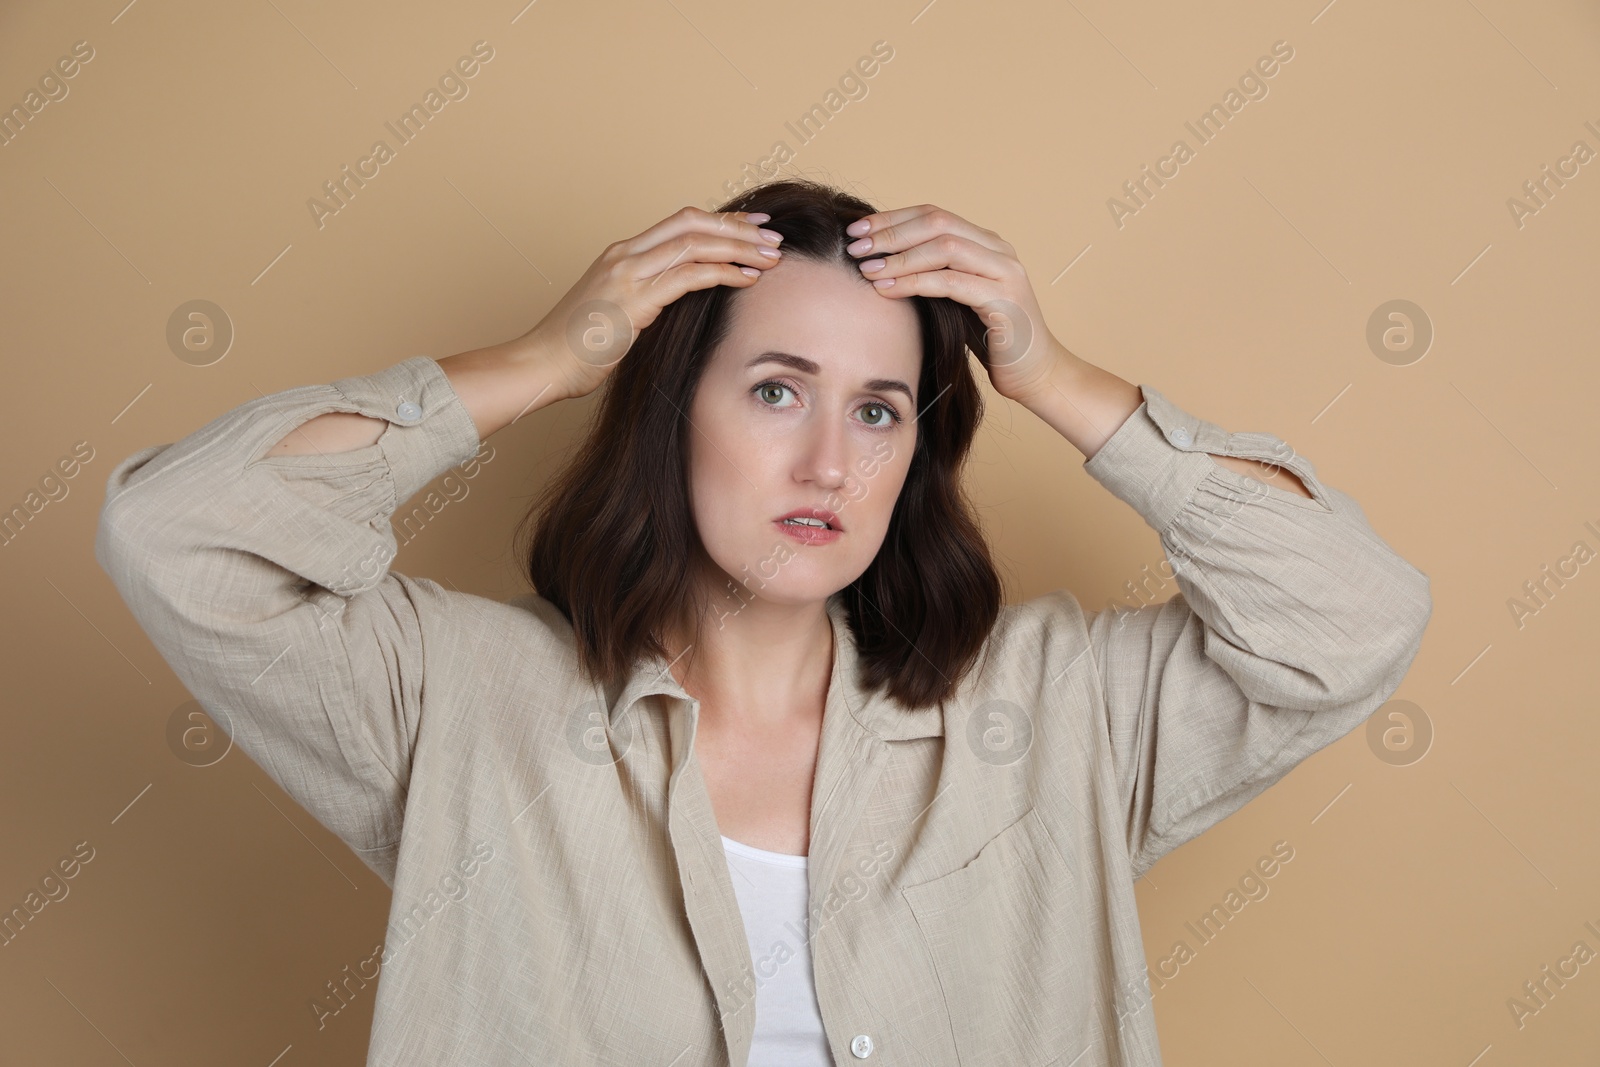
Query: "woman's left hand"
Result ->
[[843, 204, 1073, 406]]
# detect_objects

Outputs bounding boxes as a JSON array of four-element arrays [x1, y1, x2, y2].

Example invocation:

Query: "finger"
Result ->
[[872, 272, 1043, 373], [626, 206, 780, 263], [625, 230, 781, 286], [643, 259, 765, 300], [627, 217, 784, 281], [866, 267, 1001, 308], [847, 204, 1012, 259], [857, 231, 1015, 286]]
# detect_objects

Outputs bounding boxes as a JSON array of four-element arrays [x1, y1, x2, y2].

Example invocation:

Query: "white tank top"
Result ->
[[720, 836, 833, 1065]]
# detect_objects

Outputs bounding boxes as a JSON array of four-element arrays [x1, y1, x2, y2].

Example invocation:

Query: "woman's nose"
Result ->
[[796, 419, 851, 491]]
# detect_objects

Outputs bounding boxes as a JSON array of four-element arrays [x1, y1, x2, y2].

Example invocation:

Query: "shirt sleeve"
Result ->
[[93, 356, 483, 885], [1068, 384, 1432, 879]]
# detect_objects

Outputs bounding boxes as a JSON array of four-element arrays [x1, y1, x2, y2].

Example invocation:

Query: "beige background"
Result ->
[[3, 0, 1597, 1063]]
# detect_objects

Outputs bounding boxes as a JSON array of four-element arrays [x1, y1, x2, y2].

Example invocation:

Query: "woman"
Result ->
[[96, 179, 1431, 1066]]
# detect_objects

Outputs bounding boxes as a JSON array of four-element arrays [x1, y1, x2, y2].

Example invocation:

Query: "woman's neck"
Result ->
[[664, 593, 836, 732]]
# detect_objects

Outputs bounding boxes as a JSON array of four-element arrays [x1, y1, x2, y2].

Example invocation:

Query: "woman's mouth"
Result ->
[[775, 510, 842, 545]]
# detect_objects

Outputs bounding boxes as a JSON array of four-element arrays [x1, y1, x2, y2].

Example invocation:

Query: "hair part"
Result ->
[[515, 178, 1004, 710]]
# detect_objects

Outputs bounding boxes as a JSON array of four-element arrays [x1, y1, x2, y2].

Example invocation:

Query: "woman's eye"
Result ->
[[858, 402, 900, 429], [756, 381, 797, 407]]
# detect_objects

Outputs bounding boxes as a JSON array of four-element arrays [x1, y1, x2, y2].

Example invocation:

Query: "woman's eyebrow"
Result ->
[[744, 351, 915, 405]]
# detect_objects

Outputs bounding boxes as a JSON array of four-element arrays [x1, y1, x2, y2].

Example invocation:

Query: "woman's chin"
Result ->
[[709, 573, 848, 615]]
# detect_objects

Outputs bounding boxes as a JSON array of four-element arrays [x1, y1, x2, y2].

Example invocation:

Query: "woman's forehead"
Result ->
[[717, 259, 921, 380]]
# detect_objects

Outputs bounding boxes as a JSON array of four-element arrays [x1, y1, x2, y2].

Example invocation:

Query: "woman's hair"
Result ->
[[515, 178, 1003, 710]]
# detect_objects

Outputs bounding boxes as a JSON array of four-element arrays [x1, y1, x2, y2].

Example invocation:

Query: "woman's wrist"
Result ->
[[1016, 347, 1144, 462], [436, 333, 573, 442]]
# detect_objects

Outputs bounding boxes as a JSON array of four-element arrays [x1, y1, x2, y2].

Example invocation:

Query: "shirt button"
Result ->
[[396, 400, 423, 424], [850, 1034, 874, 1058], [1169, 426, 1192, 447]]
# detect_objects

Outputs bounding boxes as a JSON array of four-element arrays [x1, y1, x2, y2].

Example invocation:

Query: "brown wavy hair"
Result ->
[[515, 178, 1003, 710]]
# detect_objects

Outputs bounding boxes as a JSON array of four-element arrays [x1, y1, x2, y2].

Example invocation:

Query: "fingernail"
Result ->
[[872, 278, 895, 288], [847, 219, 870, 236], [747, 212, 771, 223], [740, 266, 761, 276], [759, 228, 784, 244], [859, 258, 885, 272], [846, 237, 872, 255]]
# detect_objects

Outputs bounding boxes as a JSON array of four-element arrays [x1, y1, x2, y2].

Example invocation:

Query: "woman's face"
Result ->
[[683, 256, 922, 615]]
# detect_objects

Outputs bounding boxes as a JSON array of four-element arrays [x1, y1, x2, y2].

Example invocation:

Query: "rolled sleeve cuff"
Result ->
[[329, 355, 483, 508], [1082, 383, 1333, 538], [1081, 385, 1224, 537]]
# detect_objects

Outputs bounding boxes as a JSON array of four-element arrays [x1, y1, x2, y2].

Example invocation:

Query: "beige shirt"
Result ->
[[95, 355, 1432, 1066]]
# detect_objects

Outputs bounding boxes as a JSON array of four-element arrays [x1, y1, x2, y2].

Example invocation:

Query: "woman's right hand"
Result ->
[[521, 206, 787, 403]]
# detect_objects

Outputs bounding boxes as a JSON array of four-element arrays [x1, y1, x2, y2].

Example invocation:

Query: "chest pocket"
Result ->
[[901, 806, 1095, 1066]]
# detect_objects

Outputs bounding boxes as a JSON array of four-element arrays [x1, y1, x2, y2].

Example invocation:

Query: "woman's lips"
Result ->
[[774, 518, 842, 545]]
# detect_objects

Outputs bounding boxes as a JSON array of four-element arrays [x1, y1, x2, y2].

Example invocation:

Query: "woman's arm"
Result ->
[[95, 355, 489, 887], [263, 334, 570, 458], [1022, 351, 1315, 499], [1072, 382, 1431, 875]]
